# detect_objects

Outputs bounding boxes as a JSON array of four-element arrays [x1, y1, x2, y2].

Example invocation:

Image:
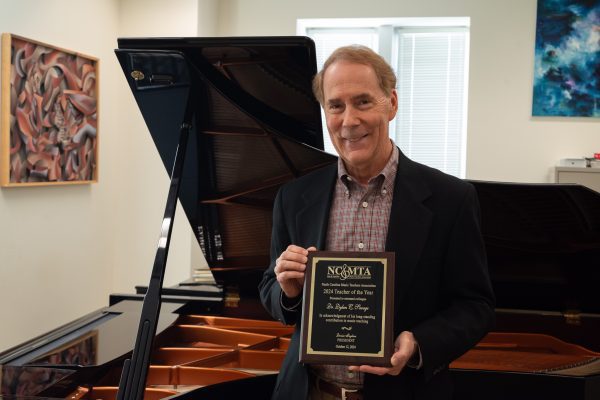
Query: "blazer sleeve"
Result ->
[[258, 185, 302, 326], [411, 184, 495, 381]]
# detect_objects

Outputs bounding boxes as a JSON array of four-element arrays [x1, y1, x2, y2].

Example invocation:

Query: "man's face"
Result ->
[[322, 61, 397, 178]]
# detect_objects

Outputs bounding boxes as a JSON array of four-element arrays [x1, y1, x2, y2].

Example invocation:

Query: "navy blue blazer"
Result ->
[[259, 149, 495, 400]]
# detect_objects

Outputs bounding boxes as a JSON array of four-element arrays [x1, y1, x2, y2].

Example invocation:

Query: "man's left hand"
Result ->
[[348, 331, 417, 376]]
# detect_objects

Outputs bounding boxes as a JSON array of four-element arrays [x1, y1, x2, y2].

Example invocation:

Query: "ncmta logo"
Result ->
[[326, 264, 371, 280]]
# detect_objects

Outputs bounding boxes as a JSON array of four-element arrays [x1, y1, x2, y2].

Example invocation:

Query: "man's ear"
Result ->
[[388, 89, 398, 121]]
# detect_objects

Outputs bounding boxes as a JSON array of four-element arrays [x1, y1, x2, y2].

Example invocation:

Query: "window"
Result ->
[[298, 18, 470, 178]]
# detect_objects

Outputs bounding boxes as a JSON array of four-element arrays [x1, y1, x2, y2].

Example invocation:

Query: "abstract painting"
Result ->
[[532, 0, 600, 117], [1, 34, 98, 186]]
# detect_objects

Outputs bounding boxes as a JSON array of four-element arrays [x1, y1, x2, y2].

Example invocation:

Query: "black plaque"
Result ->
[[299, 251, 395, 366]]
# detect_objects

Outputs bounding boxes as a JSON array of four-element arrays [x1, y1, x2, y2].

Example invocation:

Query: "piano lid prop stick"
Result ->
[[117, 79, 196, 400]]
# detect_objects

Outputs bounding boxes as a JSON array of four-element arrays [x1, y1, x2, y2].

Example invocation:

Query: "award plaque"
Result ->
[[299, 251, 395, 366]]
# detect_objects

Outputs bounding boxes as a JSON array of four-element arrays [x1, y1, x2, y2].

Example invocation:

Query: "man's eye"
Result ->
[[328, 104, 342, 111]]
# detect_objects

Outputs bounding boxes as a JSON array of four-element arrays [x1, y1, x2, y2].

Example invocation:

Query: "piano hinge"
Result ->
[[130, 70, 145, 81], [563, 309, 581, 326], [224, 286, 240, 308]]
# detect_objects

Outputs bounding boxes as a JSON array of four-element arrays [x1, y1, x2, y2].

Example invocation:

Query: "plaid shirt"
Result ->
[[311, 144, 399, 389]]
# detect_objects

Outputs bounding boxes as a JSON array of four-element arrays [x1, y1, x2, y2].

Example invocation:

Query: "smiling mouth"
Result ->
[[344, 134, 368, 142]]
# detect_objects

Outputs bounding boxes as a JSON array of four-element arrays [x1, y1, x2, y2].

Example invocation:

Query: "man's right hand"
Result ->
[[274, 245, 316, 299]]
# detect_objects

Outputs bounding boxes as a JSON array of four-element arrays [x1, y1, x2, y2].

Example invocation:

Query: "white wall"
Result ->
[[217, 0, 600, 183]]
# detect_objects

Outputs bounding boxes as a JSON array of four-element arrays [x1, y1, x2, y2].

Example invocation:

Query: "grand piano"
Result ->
[[1, 37, 599, 400]]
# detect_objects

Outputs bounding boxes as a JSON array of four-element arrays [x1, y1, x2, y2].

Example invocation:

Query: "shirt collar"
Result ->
[[337, 141, 399, 191]]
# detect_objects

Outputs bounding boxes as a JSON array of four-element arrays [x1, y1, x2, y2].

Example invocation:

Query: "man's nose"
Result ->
[[342, 107, 359, 127]]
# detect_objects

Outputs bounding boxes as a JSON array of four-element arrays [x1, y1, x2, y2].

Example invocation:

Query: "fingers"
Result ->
[[346, 332, 417, 377], [387, 331, 418, 375], [277, 246, 307, 267], [274, 245, 313, 275], [274, 245, 316, 299], [276, 270, 304, 282], [287, 244, 310, 255], [392, 331, 417, 364], [274, 259, 306, 281]]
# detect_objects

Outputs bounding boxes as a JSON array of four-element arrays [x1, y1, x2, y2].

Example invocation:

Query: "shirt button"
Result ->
[[358, 242, 365, 249], [362, 201, 368, 208], [347, 176, 353, 182], [382, 189, 387, 195], [345, 190, 349, 197]]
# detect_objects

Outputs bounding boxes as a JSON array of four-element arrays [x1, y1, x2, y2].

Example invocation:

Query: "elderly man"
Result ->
[[259, 45, 495, 400]]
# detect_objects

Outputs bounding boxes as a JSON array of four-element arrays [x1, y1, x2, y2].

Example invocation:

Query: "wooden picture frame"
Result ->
[[1, 33, 99, 186]]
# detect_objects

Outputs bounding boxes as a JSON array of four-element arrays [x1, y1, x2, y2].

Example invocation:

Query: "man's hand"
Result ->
[[274, 245, 317, 299], [348, 331, 417, 376]]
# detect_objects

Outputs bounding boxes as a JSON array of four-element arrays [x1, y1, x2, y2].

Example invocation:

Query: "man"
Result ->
[[259, 45, 495, 400]]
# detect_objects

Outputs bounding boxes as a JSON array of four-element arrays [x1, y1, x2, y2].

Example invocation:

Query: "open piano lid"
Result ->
[[115, 37, 336, 298], [471, 181, 600, 315]]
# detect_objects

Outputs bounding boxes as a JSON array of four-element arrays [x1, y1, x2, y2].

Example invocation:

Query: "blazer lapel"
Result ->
[[386, 150, 432, 306], [296, 164, 337, 250]]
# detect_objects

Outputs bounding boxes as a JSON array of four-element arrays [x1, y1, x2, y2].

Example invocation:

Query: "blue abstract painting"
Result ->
[[533, 0, 600, 117]]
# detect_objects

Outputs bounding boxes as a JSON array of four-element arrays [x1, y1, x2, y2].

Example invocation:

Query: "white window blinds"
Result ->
[[394, 29, 469, 178]]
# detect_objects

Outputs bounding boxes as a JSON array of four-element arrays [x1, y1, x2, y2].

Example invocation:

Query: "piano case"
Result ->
[[2, 37, 600, 400], [450, 182, 600, 400]]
